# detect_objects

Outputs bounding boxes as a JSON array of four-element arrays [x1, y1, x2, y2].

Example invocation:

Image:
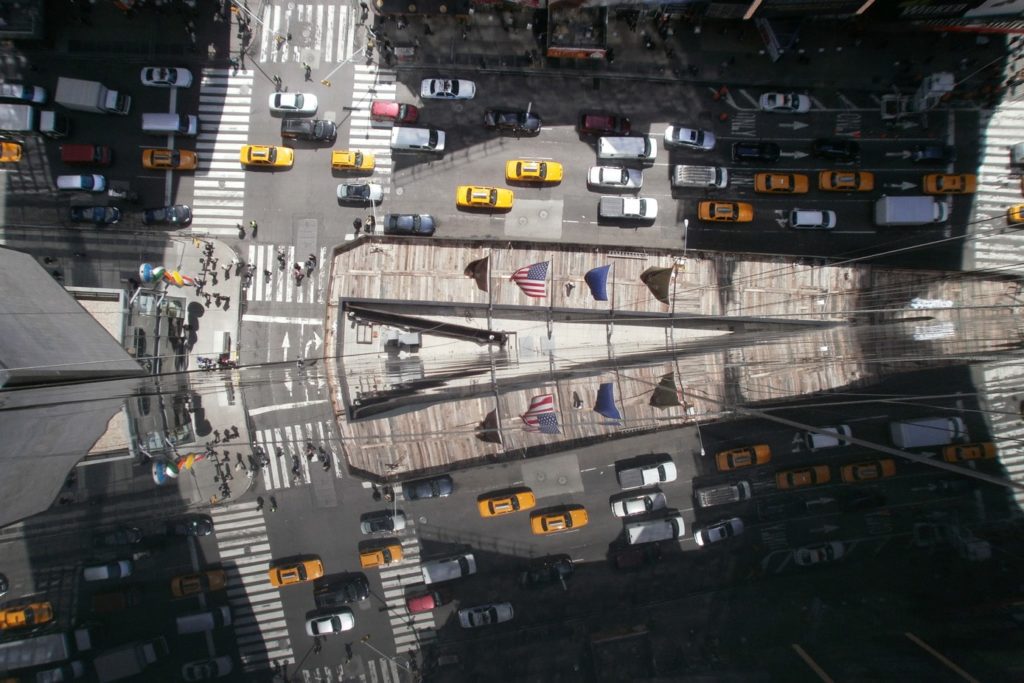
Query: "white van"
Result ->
[[391, 126, 445, 153], [695, 481, 752, 508], [597, 136, 657, 163], [804, 425, 852, 450], [142, 112, 199, 136], [421, 553, 476, 584], [176, 606, 232, 634], [672, 165, 728, 189], [624, 514, 685, 545], [890, 417, 966, 448]]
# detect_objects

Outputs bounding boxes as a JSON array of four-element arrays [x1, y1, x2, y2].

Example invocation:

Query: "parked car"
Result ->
[[402, 475, 453, 499], [811, 138, 860, 162], [315, 575, 370, 608], [587, 166, 642, 190], [143, 204, 192, 226], [370, 100, 420, 123], [142, 148, 198, 170], [268, 92, 318, 115], [69, 205, 121, 225], [93, 526, 142, 547], [483, 109, 541, 135], [693, 518, 744, 547], [56, 174, 106, 192], [530, 506, 589, 535], [478, 489, 536, 517], [732, 141, 780, 163], [171, 569, 227, 598], [755, 172, 808, 194], [698, 201, 753, 222], [420, 78, 476, 100], [911, 143, 956, 164], [578, 112, 631, 136], [840, 459, 896, 483], [519, 555, 574, 589], [794, 541, 844, 566], [306, 609, 355, 636], [167, 514, 214, 537], [360, 510, 407, 534], [382, 213, 436, 236], [240, 144, 294, 168], [281, 118, 336, 142], [759, 92, 811, 113], [182, 656, 233, 681], [337, 182, 383, 204], [458, 603, 513, 628], [663, 125, 715, 150], [610, 491, 667, 518], [141, 67, 193, 88], [268, 558, 324, 587], [505, 159, 562, 183]]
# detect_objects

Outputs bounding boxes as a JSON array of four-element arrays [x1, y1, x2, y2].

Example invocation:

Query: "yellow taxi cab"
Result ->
[[754, 172, 808, 194], [478, 489, 537, 518], [505, 159, 563, 183], [0, 602, 54, 631], [331, 149, 375, 171], [840, 459, 896, 483], [1007, 205, 1024, 225], [698, 201, 753, 223], [142, 148, 198, 170], [0, 141, 23, 163], [715, 444, 771, 472], [942, 442, 997, 463], [240, 144, 294, 168], [268, 558, 324, 587], [923, 173, 977, 195], [776, 465, 830, 490], [529, 506, 589, 535], [819, 170, 875, 192], [456, 185, 514, 210], [359, 543, 403, 569], [170, 569, 227, 598]]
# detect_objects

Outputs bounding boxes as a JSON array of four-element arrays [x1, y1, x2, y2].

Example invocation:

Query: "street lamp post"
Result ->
[[360, 635, 414, 675], [682, 218, 690, 256]]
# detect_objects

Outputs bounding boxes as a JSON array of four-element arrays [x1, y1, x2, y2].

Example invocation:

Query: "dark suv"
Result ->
[[811, 138, 860, 162], [911, 143, 956, 164], [314, 574, 370, 608], [402, 474, 454, 500], [731, 141, 780, 163], [281, 118, 337, 142], [484, 109, 542, 135]]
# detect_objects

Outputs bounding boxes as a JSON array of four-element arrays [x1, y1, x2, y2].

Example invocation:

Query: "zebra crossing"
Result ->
[[252, 418, 342, 491], [348, 64, 397, 187], [377, 499, 437, 655], [191, 67, 252, 237], [258, 3, 357, 65], [210, 504, 294, 674], [246, 243, 329, 304]]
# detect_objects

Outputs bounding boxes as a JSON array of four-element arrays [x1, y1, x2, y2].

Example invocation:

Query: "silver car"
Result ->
[[587, 166, 643, 190], [458, 602, 513, 628], [420, 78, 476, 100], [305, 608, 355, 636], [610, 491, 667, 518], [693, 517, 744, 547], [759, 92, 811, 113], [140, 67, 193, 88], [794, 541, 845, 566], [337, 183, 383, 204], [663, 125, 715, 151], [269, 92, 318, 115]]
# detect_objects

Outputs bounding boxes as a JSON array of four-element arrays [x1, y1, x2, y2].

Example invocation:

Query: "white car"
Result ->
[[182, 657, 233, 681], [140, 67, 193, 88], [610, 492, 667, 518], [458, 602, 513, 628], [759, 92, 811, 113], [56, 174, 106, 192], [337, 183, 384, 204], [305, 608, 355, 636], [693, 517, 744, 547], [794, 541, 845, 566], [420, 78, 476, 100], [663, 125, 715, 150], [269, 92, 318, 115], [587, 166, 643, 190]]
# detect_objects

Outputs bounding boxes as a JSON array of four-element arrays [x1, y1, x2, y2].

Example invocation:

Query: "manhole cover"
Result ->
[[395, 187, 404, 195], [534, 471, 547, 482], [557, 475, 568, 485], [538, 209, 549, 219], [517, 216, 529, 226]]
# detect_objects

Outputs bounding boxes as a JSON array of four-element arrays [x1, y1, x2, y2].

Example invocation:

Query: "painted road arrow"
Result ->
[[885, 150, 912, 159], [778, 121, 809, 130], [779, 151, 809, 159], [282, 331, 291, 361], [884, 181, 917, 190]]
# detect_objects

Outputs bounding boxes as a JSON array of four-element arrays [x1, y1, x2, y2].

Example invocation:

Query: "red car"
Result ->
[[578, 112, 631, 136], [370, 100, 419, 123], [406, 589, 449, 614]]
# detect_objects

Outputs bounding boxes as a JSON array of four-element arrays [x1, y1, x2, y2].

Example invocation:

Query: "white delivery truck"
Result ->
[[55, 77, 131, 115], [671, 165, 729, 189], [874, 196, 948, 226], [0, 104, 69, 137], [598, 196, 658, 221]]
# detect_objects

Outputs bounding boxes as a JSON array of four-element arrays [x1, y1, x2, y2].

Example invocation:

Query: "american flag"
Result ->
[[521, 394, 559, 434], [510, 261, 550, 298]]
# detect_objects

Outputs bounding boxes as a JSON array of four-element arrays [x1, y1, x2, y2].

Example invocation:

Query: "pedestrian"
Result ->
[[256, 496, 264, 512], [359, 2, 368, 23], [270, 495, 278, 512], [275, 34, 285, 48], [237, 222, 245, 239], [263, 269, 272, 282], [249, 219, 258, 237], [277, 246, 287, 270], [423, 21, 432, 35], [43, 256, 55, 264], [272, 74, 282, 91], [302, 63, 312, 81], [353, 218, 362, 234], [397, 14, 407, 30]]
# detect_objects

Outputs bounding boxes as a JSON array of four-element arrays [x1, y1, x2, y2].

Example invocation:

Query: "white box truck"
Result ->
[[0, 104, 69, 137], [890, 417, 966, 448], [55, 77, 131, 115], [874, 196, 947, 226]]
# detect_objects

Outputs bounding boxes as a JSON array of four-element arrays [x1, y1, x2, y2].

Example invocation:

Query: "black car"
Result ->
[[483, 109, 542, 136], [811, 138, 860, 162], [382, 214, 436, 237], [401, 474, 453, 500], [143, 204, 192, 226], [281, 118, 337, 142], [911, 143, 956, 165], [359, 510, 406, 534], [167, 514, 214, 537], [93, 526, 143, 547], [519, 555, 574, 588], [314, 574, 370, 608], [731, 141, 780, 163], [69, 206, 120, 225]]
